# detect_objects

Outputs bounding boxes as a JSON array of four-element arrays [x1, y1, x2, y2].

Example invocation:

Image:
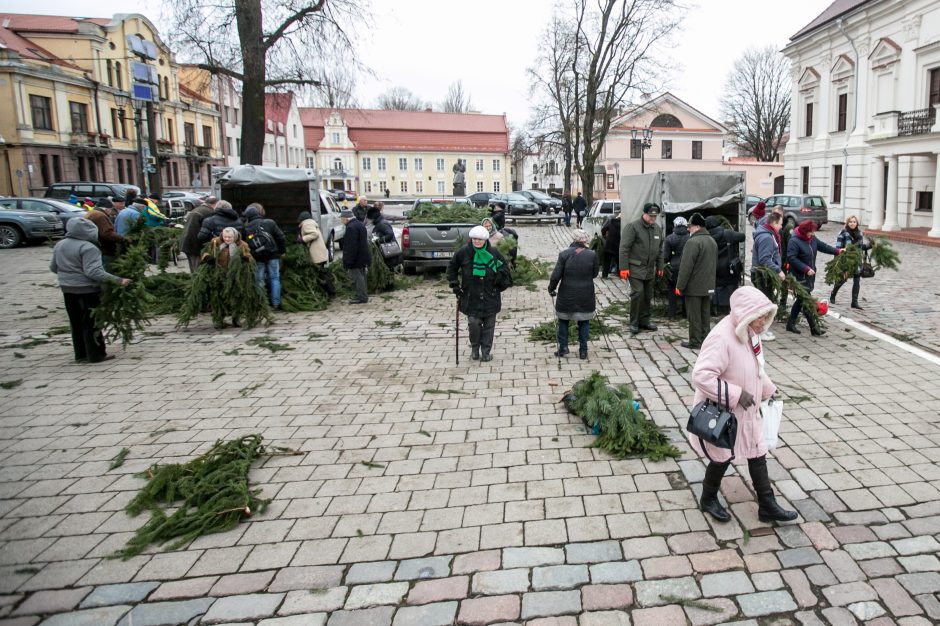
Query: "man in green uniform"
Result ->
[[619, 203, 665, 334], [675, 213, 718, 350]]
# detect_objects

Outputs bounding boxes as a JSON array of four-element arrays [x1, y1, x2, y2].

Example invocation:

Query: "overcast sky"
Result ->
[[8, 0, 832, 127]]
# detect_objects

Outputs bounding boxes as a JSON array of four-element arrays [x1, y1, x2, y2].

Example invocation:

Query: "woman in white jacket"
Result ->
[[297, 212, 335, 297]]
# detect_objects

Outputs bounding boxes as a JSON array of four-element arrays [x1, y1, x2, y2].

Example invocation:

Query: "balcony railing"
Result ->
[[68, 132, 111, 153], [184, 144, 212, 160], [898, 107, 937, 136]]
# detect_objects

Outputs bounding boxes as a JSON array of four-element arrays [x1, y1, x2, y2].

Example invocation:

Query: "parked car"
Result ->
[[758, 194, 829, 228], [746, 195, 763, 210], [467, 192, 499, 208], [162, 191, 205, 210], [0, 205, 65, 248], [488, 193, 539, 216], [45, 182, 140, 202], [583, 199, 621, 239], [518, 189, 563, 214], [0, 197, 85, 227]]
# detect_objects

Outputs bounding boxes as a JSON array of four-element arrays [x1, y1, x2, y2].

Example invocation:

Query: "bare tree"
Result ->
[[569, 0, 682, 205], [163, 0, 366, 164], [508, 126, 530, 190], [720, 46, 791, 162], [376, 86, 429, 111], [306, 65, 360, 108], [442, 80, 474, 113]]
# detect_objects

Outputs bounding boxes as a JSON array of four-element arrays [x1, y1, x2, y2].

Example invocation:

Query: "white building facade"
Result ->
[[782, 0, 940, 236]]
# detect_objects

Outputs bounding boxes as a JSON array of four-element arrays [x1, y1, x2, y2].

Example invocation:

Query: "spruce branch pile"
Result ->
[[510, 256, 551, 286], [141, 273, 192, 315], [177, 254, 271, 329], [408, 203, 490, 224], [563, 371, 681, 461], [752, 266, 820, 324], [93, 241, 154, 346], [367, 241, 396, 292], [869, 236, 900, 271], [589, 234, 605, 259], [115, 435, 290, 559], [279, 245, 335, 312]]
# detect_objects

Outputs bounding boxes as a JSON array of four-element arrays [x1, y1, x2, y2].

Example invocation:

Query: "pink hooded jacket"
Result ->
[[688, 286, 777, 463]]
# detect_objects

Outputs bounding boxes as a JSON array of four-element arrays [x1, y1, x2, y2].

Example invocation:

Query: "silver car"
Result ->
[[761, 194, 829, 228]]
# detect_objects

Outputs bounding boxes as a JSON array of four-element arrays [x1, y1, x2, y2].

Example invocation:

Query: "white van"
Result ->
[[583, 200, 621, 239]]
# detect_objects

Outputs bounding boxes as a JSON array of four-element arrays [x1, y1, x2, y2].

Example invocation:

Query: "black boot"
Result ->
[[851, 281, 862, 309], [700, 462, 731, 522], [471, 345, 480, 360], [786, 318, 801, 334], [748, 456, 797, 523], [829, 283, 840, 304], [809, 319, 826, 337]]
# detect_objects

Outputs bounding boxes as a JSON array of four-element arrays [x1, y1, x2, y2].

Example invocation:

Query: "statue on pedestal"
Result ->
[[452, 159, 466, 196]]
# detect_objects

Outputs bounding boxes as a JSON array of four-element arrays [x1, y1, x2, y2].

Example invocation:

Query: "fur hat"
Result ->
[[643, 203, 661, 216], [571, 229, 590, 243], [689, 213, 707, 228], [468, 226, 490, 240], [672, 216, 688, 227], [95, 198, 114, 209]]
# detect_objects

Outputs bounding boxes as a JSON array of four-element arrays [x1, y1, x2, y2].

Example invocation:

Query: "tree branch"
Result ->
[[264, 0, 326, 50]]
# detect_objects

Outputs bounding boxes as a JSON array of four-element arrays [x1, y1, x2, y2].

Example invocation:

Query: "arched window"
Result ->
[[650, 113, 682, 128], [333, 157, 343, 171], [106, 60, 113, 87]]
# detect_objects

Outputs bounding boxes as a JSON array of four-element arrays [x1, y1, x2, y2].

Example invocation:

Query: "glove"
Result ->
[[619, 269, 629, 280], [674, 288, 681, 296], [739, 390, 755, 410], [450, 284, 461, 297], [836, 248, 844, 255], [548, 290, 556, 297], [203, 256, 216, 267], [656, 269, 664, 277]]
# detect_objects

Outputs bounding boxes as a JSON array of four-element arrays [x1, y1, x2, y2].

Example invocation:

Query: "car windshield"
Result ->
[[506, 194, 528, 202], [805, 196, 827, 208], [44, 200, 85, 212], [527, 190, 550, 199]]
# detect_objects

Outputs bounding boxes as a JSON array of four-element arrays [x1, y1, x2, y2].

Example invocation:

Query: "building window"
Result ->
[[916, 191, 933, 212], [661, 140, 672, 159], [416, 180, 423, 193], [691, 141, 702, 160], [492, 159, 501, 172], [362, 157, 371, 171], [837, 93, 848, 132], [293, 124, 298, 138], [436, 157, 445, 171], [801, 166, 809, 194], [202, 125, 213, 148], [379, 181, 387, 193], [832, 165, 842, 203], [110, 108, 126, 139], [163, 77, 170, 100], [167, 119, 175, 145], [805, 102, 814, 136], [630, 139, 641, 159], [929, 68, 940, 106], [106, 60, 114, 87], [400, 181, 408, 193], [397, 157, 406, 171], [364, 181, 372, 193], [184, 122, 195, 147], [331, 132, 340, 144], [69, 101, 88, 134], [414, 157, 423, 171], [532, 163, 538, 174], [606, 174, 615, 189], [437, 181, 445, 193], [476, 158, 484, 172], [476, 181, 484, 192], [114, 62, 122, 89], [116, 158, 125, 184], [492, 181, 501, 192], [228, 137, 235, 156], [306, 156, 315, 168], [333, 157, 343, 171], [236, 138, 241, 154], [39, 154, 51, 187], [377, 157, 387, 171]]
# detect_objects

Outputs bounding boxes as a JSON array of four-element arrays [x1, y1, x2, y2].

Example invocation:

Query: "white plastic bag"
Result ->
[[761, 399, 784, 450]]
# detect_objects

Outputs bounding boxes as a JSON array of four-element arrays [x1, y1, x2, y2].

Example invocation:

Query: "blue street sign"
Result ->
[[132, 82, 155, 101]]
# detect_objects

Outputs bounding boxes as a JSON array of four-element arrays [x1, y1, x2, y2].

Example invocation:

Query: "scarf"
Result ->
[[846, 226, 862, 243], [795, 228, 813, 242], [472, 244, 503, 278]]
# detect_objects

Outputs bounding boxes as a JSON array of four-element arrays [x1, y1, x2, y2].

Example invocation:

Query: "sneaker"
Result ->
[[761, 330, 776, 341]]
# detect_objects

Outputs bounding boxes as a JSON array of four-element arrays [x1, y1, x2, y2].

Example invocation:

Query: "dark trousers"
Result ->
[[629, 276, 654, 326], [601, 250, 618, 278], [563, 211, 572, 227], [347, 266, 368, 302], [831, 274, 860, 304], [557, 319, 590, 351], [576, 212, 585, 228], [187, 253, 200, 273], [467, 314, 496, 355], [685, 295, 711, 347], [788, 298, 817, 329], [63, 291, 107, 362], [666, 278, 685, 318]]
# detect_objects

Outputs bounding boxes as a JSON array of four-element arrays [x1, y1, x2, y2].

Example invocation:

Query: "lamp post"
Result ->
[[113, 92, 147, 194], [631, 127, 653, 174]]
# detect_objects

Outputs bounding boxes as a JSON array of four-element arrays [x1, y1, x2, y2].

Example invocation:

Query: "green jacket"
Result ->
[[676, 229, 718, 296], [619, 217, 664, 280]]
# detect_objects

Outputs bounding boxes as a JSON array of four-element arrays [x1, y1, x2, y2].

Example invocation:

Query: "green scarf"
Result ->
[[472, 244, 503, 277]]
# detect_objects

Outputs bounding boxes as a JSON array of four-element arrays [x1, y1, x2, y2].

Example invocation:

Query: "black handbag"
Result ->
[[687, 380, 738, 462], [379, 240, 402, 259], [860, 252, 875, 278]]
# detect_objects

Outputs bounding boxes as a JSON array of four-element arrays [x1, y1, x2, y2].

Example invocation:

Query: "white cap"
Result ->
[[468, 226, 490, 240]]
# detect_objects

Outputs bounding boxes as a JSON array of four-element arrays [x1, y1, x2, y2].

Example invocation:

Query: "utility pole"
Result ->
[[127, 34, 161, 196], [146, 101, 161, 195]]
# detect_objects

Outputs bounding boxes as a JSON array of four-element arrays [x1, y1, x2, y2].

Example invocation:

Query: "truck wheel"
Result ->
[[326, 232, 335, 262], [0, 225, 23, 249]]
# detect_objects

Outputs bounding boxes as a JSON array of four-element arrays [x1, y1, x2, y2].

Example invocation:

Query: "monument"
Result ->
[[452, 159, 466, 196]]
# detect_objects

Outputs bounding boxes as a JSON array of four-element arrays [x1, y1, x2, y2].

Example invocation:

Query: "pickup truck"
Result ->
[[401, 222, 476, 273]]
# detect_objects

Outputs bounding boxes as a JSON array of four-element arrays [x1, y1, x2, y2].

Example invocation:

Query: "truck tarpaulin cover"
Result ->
[[619, 171, 745, 224], [215, 165, 317, 186]]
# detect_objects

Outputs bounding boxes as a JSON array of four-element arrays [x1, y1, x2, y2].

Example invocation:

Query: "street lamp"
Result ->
[[113, 92, 147, 194], [630, 127, 654, 174]]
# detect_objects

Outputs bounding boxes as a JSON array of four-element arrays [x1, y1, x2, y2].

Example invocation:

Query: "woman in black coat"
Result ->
[[786, 220, 840, 336], [600, 213, 622, 279], [548, 229, 599, 359], [830, 214, 871, 309], [705, 216, 746, 313]]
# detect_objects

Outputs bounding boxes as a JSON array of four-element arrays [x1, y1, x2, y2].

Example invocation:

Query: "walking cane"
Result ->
[[596, 295, 615, 355], [455, 300, 460, 366]]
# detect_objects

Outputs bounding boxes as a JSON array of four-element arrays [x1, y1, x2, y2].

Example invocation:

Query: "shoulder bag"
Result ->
[[860, 251, 875, 278], [379, 240, 402, 259], [687, 380, 738, 462]]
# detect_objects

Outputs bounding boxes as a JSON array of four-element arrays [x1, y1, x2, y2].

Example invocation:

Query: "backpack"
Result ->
[[245, 222, 277, 259]]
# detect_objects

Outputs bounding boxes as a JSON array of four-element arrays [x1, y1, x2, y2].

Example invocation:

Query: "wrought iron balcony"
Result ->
[[68, 132, 111, 154], [898, 107, 937, 136]]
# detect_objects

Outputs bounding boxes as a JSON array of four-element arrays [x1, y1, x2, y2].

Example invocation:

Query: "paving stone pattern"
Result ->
[[0, 222, 938, 624]]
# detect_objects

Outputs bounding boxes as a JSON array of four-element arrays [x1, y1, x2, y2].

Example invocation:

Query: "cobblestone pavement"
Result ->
[[0, 223, 938, 626]]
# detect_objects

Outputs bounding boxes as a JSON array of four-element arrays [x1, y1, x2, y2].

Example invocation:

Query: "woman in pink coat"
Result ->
[[689, 286, 797, 524]]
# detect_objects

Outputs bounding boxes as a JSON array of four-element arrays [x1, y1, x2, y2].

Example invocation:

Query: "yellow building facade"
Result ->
[[0, 12, 223, 197]]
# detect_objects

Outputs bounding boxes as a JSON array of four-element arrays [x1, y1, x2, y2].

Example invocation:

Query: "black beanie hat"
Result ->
[[690, 213, 707, 228]]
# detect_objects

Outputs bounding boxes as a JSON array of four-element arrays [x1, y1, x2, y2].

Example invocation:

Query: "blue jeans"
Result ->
[[256, 258, 281, 307], [557, 319, 590, 352]]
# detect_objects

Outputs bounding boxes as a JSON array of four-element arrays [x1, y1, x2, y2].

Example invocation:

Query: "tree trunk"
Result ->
[[563, 143, 572, 193], [236, 0, 266, 165]]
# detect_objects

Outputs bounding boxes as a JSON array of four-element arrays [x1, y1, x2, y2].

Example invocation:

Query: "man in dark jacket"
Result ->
[[367, 205, 400, 269], [619, 202, 664, 334], [750, 212, 785, 341], [353, 195, 371, 222], [562, 193, 573, 227], [86, 198, 123, 270], [705, 216, 746, 314], [548, 229, 598, 359], [447, 225, 512, 362], [662, 216, 689, 318], [180, 195, 217, 272], [197, 200, 242, 245], [786, 220, 840, 336], [244, 203, 287, 309], [600, 213, 622, 279], [675, 213, 717, 350], [572, 192, 587, 228], [341, 209, 371, 304]]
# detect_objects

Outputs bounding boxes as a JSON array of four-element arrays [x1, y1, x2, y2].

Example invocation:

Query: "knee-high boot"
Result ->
[[700, 461, 731, 522], [748, 456, 797, 523], [829, 280, 843, 304], [851, 278, 862, 309]]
